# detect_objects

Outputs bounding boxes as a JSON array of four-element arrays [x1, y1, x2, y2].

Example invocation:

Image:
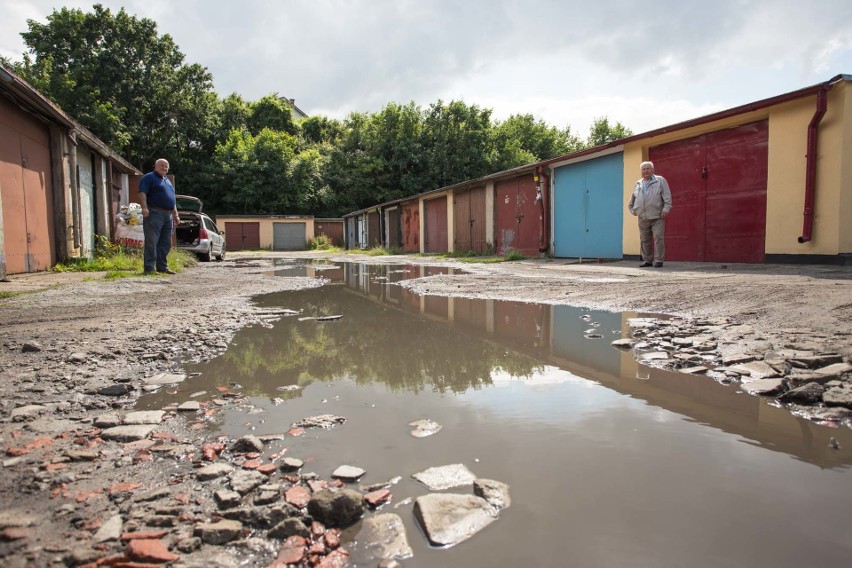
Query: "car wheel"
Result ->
[[200, 245, 212, 262], [217, 246, 225, 261]]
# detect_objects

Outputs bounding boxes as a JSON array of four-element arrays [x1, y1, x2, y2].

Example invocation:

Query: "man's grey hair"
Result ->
[[640, 161, 654, 169], [155, 158, 170, 167]]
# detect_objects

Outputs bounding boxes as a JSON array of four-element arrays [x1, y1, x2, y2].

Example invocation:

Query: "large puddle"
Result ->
[[138, 261, 852, 567]]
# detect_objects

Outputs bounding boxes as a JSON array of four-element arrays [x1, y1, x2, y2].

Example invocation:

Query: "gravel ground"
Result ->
[[0, 251, 850, 566]]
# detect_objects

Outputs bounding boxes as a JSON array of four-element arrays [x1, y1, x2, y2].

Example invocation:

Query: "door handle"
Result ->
[[701, 166, 708, 179]]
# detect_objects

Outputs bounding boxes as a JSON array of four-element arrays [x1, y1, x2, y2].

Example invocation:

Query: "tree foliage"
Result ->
[[586, 116, 633, 147], [14, 4, 218, 171]]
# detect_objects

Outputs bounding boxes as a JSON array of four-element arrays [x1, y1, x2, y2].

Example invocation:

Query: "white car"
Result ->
[[175, 195, 225, 262]]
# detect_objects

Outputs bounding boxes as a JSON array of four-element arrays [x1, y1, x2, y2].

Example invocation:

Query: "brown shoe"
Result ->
[[653, 262, 663, 267], [157, 269, 177, 275], [639, 262, 652, 267]]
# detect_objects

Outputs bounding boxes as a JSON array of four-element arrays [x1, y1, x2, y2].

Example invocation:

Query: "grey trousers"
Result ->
[[638, 217, 666, 263]]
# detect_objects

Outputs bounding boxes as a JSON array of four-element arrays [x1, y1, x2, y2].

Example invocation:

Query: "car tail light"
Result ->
[[199, 227, 209, 240]]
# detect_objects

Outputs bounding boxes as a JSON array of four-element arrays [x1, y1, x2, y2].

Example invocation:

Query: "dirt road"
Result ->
[[1, 252, 850, 566]]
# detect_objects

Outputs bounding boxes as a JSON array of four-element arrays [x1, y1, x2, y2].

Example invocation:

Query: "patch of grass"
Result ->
[[343, 247, 402, 256], [504, 249, 526, 261], [308, 235, 339, 251], [0, 290, 26, 300], [54, 235, 196, 278]]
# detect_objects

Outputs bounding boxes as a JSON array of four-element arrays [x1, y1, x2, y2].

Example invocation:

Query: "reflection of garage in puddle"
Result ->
[[134, 261, 852, 568]]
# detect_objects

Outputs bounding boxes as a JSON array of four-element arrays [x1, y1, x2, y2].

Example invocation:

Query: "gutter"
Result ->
[[798, 87, 828, 243]]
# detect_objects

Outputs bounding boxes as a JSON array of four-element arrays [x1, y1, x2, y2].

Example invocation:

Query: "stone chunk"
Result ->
[[332, 465, 366, 482], [778, 383, 825, 404], [194, 519, 243, 545], [231, 435, 264, 453], [353, 513, 412, 564], [215, 489, 242, 509], [473, 479, 511, 511], [123, 411, 166, 425], [196, 463, 234, 481], [740, 379, 786, 396], [268, 518, 311, 540], [176, 401, 200, 412], [307, 488, 364, 527], [100, 425, 156, 442], [230, 469, 267, 494], [414, 493, 497, 547], [412, 463, 476, 491], [610, 338, 634, 349], [144, 372, 186, 385], [728, 361, 779, 379], [92, 514, 122, 543], [280, 457, 304, 471]]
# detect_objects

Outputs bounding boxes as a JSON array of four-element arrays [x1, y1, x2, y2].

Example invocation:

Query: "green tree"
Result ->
[[586, 116, 633, 147], [14, 4, 218, 171], [421, 100, 494, 188], [492, 113, 583, 170], [248, 94, 298, 136]]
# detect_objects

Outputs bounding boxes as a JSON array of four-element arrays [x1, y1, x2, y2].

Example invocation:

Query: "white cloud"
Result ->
[[2, 0, 850, 136]]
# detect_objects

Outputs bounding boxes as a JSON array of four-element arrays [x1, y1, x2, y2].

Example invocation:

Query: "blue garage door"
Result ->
[[553, 152, 624, 258]]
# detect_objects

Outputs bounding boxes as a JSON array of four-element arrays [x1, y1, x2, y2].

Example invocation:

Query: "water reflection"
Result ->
[[137, 261, 852, 470]]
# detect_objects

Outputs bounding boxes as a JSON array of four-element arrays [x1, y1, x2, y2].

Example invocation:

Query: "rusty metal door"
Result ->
[[401, 200, 420, 252], [386, 208, 400, 248], [0, 103, 54, 274], [496, 176, 540, 256], [367, 211, 381, 247], [452, 186, 486, 254], [224, 222, 260, 250], [650, 120, 768, 263], [424, 196, 448, 253]]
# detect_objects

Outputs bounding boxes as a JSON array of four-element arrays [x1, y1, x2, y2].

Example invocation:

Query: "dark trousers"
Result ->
[[143, 209, 173, 272]]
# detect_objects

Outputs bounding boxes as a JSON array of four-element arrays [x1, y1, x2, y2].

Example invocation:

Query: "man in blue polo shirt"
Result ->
[[138, 158, 180, 274]]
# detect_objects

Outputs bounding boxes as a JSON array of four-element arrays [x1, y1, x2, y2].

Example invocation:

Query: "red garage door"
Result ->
[[224, 222, 260, 250], [424, 196, 448, 253], [649, 121, 768, 263], [0, 98, 55, 274], [496, 175, 541, 256]]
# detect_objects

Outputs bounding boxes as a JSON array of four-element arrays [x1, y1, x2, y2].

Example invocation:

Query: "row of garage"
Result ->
[[1, 65, 140, 278], [212, 216, 344, 251], [344, 75, 852, 264]]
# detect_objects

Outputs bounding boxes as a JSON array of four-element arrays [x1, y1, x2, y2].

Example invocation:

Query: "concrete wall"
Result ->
[[215, 216, 315, 250]]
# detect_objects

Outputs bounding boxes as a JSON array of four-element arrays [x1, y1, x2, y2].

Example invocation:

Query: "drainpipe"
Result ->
[[535, 166, 548, 253], [798, 88, 828, 243]]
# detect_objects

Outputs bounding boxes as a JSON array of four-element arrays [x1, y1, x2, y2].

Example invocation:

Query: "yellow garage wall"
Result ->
[[215, 216, 315, 249], [622, 79, 851, 257], [839, 84, 852, 253]]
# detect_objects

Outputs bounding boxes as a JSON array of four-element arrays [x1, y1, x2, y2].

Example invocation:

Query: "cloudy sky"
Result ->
[[2, 1, 851, 135]]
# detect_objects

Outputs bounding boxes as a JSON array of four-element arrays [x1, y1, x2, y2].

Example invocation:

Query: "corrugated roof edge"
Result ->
[[0, 64, 141, 174]]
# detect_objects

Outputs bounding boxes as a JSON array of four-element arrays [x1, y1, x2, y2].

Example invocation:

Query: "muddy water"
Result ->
[[139, 261, 852, 567]]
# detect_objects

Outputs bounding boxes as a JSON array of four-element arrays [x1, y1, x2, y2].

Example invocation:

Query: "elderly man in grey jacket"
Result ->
[[628, 161, 672, 267]]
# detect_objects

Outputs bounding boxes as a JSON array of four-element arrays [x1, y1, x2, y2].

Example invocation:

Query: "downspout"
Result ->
[[798, 87, 828, 243], [535, 166, 548, 253]]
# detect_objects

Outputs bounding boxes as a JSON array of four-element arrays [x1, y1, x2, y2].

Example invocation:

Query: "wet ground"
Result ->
[[136, 260, 852, 567]]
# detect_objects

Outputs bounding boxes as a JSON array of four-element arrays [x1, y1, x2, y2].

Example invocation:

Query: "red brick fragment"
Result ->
[[242, 459, 262, 470], [364, 488, 391, 508], [271, 535, 307, 566], [6, 447, 29, 456], [257, 464, 277, 476], [201, 443, 225, 461], [108, 482, 142, 495], [43, 462, 69, 472], [121, 530, 169, 540], [287, 428, 305, 437], [0, 527, 30, 541], [285, 486, 311, 509], [126, 538, 179, 563], [315, 549, 349, 568], [324, 529, 340, 549], [311, 521, 326, 538], [307, 480, 328, 493], [151, 432, 178, 441]]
